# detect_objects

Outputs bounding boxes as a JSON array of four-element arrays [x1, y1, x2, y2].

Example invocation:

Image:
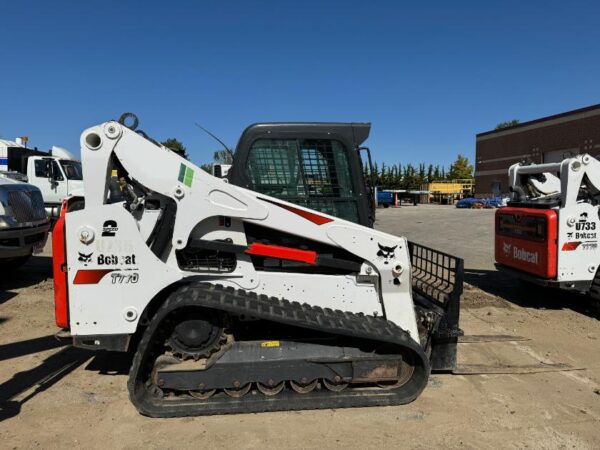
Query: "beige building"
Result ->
[[420, 179, 474, 204]]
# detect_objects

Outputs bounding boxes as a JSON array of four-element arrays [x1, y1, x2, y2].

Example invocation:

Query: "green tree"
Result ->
[[495, 119, 520, 130], [447, 154, 474, 179], [213, 149, 233, 164], [380, 162, 387, 186], [403, 164, 417, 188], [397, 164, 403, 187], [161, 138, 188, 160], [385, 165, 393, 187], [372, 162, 379, 185], [365, 161, 377, 184], [426, 164, 433, 182], [394, 166, 400, 186], [418, 163, 426, 185]]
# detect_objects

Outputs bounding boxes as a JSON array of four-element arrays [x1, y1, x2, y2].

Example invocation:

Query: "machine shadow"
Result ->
[[0, 346, 91, 422], [465, 268, 600, 319], [85, 351, 133, 376], [0, 292, 18, 306], [0, 256, 53, 294], [0, 335, 67, 362], [0, 336, 133, 422]]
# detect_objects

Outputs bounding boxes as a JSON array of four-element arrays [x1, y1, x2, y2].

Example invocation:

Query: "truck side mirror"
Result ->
[[47, 162, 58, 184]]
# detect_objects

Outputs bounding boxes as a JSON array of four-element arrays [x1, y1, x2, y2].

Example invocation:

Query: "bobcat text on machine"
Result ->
[[53, 116, 463, 417], [495, 154, 600, 305]]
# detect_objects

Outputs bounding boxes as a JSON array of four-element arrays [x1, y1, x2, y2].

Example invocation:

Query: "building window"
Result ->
[[491, 181, 502, 196]]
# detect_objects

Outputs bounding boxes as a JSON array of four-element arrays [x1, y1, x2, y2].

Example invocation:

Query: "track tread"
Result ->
[[128, 282, 429, 418]]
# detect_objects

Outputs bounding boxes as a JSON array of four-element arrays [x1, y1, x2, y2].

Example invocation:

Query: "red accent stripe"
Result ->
[[73, 269, 114, 285], [52, 215, 69, 328], [245, 243, 317, 265], [261, 198, 333, 225], [561, 241, 582, 251]]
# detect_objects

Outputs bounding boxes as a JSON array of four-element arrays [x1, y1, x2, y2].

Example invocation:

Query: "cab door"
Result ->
[[30, 157, 68, 205]]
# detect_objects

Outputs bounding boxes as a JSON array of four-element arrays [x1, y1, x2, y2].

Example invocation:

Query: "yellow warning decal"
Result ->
[[260, 340, 280, 348]]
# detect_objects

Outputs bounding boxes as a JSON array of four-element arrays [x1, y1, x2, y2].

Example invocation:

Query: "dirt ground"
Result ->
[[1, 205, 599, 449]]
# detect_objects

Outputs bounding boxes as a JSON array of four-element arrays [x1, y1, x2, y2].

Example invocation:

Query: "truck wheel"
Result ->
[[0, 255, 30, 272]]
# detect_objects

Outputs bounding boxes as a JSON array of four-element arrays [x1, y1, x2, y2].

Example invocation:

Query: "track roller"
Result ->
[[189, 389, 216, 399], [257, 381, 285, 396], [289, 379, 318, 394], [322, 378, 348, 392], [224, 384, 252, 398]]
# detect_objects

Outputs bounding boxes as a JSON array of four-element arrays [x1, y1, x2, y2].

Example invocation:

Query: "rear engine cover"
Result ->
[[495, 207, 557, 278]]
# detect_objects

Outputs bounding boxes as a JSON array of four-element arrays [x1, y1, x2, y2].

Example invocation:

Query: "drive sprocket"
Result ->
[[164, 308, 228, 361]]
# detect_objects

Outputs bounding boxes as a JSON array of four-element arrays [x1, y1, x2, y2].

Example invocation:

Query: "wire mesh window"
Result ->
[[247, 139, 305, 197], [247, 139, 358, 222]]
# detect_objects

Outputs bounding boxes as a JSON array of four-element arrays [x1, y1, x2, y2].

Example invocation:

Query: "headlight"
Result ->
[[0, 215, 19, 229]]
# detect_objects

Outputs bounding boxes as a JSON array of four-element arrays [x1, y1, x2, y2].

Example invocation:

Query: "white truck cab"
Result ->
[[0, 173, 50, 269], [0, 140, 83, 217]]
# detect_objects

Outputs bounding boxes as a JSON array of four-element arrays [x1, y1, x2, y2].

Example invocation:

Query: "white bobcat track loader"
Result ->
[[53, 116, 463, 417], [495, 154, 600, 306]]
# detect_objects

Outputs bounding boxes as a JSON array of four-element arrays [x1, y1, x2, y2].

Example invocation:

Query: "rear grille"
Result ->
[[8, 190, 47, 223]]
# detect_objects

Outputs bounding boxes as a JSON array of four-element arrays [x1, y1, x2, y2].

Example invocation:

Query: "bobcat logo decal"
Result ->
[[377, 243, 397, 264], [78, 252, 93, 266], [503, 242, 512, 256]]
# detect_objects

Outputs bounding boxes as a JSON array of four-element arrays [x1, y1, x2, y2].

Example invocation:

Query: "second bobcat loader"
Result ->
[[495, 153, 600, 310], [53, 116, 463, 417]]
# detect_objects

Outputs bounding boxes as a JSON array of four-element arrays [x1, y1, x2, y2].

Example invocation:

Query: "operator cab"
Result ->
[[228, 123, 374, 227]]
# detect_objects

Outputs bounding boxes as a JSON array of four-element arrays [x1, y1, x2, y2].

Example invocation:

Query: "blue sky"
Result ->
[[1, 1, 599, 168]]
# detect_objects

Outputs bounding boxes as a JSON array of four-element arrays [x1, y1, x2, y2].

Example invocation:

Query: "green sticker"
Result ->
[[184, 167, 194, 187], [178, 163, 194, 187], [178, 163, 186, 183]]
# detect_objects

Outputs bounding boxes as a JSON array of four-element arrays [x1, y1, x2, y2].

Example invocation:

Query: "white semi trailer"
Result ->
[[0, 139, 83, 217]]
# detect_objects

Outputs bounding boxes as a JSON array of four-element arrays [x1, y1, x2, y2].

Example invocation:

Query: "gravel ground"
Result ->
[[1, 205, 599, 449]]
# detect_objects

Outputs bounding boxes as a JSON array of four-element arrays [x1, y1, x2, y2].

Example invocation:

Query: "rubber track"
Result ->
[[128, 283, 430, 417]]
